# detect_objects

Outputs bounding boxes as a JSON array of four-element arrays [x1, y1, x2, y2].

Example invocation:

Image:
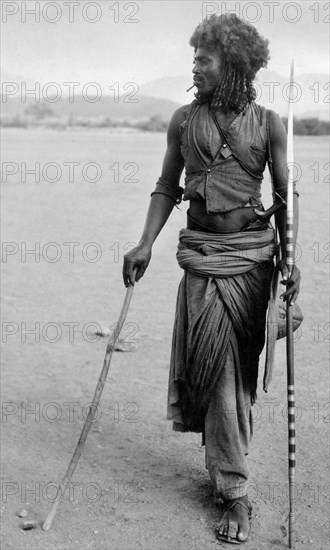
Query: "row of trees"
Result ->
[[1, 103, 329, 134], [1, 104, 169, 132]]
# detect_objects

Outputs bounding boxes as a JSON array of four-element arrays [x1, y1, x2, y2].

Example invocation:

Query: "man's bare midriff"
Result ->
[[188, 199, 259, 233]]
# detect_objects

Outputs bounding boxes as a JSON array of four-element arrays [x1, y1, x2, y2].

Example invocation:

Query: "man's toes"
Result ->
[[219, 525, 226, 537], [218, 523, 229, 537], [217, 516, 227, 536]]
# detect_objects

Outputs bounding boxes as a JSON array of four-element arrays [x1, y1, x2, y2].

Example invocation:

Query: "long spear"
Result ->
[[286, 58, 296, 549]]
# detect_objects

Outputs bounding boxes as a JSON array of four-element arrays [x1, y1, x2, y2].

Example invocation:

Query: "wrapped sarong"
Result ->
[[167, 227, 277, 432]]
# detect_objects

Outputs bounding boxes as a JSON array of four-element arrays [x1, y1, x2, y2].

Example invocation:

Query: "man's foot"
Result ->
[[216, 495, 252, 544]]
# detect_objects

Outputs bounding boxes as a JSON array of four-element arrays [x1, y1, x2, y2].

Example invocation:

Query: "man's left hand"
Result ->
[[277, 260, 301, 305]]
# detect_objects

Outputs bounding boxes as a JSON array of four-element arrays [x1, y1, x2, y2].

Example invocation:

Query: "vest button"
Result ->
[[207, 169, 211, 173], [223, 144, 227, 148]]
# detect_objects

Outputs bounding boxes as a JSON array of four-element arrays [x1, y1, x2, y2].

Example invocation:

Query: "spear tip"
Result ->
[[290, 58, 295, 81]]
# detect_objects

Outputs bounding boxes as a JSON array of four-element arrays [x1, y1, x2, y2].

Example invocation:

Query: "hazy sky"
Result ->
[[2, 0, 329, 88]]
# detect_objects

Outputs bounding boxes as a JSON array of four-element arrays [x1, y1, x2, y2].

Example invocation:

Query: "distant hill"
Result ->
[[140, 76, 196, 107], [1, 69, 37, 88], [1, 69, 328, 121], [0, 93, 181, 122], [140, 71, 330, 120]]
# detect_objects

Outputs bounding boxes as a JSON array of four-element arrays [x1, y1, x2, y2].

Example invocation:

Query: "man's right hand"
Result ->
[[122, 244, 152, 287]]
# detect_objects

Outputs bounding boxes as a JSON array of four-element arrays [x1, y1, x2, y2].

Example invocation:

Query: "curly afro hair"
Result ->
[[190, 14, 270, 112]]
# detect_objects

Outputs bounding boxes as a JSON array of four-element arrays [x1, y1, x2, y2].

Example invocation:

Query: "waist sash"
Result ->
[[168, 227, 278, 432], [177, 227, 278, 277]]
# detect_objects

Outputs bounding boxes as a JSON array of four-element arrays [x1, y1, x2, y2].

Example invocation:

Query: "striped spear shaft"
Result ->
[[287, 59, 295, 275], [286, 58, 296, 549]]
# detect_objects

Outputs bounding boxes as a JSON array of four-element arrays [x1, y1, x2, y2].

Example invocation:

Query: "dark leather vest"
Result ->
[[180, 100, 268, 213]]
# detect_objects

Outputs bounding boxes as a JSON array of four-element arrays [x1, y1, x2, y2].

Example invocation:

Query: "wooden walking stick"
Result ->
[[42, 271, 137, 531], [286, 59, 296, 549]]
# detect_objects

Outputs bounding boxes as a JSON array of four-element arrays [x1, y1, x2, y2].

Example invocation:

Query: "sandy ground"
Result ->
[[1, 130, 329, 550]]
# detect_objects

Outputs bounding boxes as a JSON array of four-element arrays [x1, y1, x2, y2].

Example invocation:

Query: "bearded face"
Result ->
[[192, 47, 222, 98]]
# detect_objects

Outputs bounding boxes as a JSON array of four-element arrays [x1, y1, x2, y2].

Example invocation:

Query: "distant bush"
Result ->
[[95, 117, 113, 128], [74, 118, 90, 127], [282, 116, 330, 135], [134, 114, 169, 132], [0, 115, 28, 128], [24, 103, 58, 119], [46, 119, 67, 130]]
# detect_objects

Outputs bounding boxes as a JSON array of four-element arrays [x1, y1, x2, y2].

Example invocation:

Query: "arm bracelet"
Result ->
[[150, 178, 184, 205]]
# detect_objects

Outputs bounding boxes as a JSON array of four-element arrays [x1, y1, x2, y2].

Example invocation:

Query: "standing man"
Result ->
[[123, 14, 300, 544]]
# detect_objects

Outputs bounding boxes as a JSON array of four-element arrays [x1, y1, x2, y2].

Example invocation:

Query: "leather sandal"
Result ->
[[216, 497, 252, 545]]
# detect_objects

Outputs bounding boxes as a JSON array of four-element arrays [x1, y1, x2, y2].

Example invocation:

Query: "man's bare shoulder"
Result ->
[[267, 109, 285, 128], [167, 103, 194, 141], [267, 109, 286, 145], [170, 103, 191, 128], [171, 104, 192, 121]]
